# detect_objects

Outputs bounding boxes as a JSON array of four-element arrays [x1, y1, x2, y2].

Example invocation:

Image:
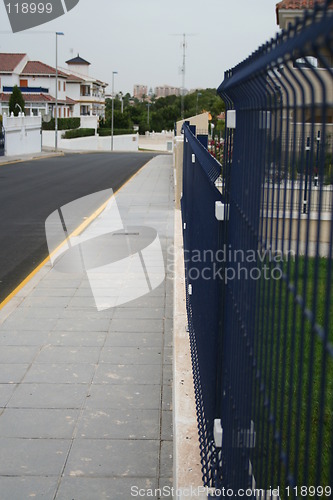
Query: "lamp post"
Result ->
[[196, 92, 202, 115], [147, 102, 151, 129], [55, 32, 64, 152], [119, 91, 123, 114], [111, 71, 118, 151]]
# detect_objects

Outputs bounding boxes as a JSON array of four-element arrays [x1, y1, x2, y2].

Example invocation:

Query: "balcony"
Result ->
[[3, 86, 49, 93]]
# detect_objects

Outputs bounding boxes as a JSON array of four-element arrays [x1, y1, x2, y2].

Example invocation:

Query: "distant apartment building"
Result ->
[[0, 52, 107, 119], [154, 85, 181, 98], [133, 85, 148, 99]]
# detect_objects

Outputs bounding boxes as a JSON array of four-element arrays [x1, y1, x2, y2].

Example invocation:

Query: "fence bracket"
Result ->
[[214, 419, 223, 448], [226, 110, 236, 129], [215, 201, 229, 221]]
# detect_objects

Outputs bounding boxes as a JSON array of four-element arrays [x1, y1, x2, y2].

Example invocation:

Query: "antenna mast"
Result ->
[[171, 32, 197, 120], [181, 33, 186, 120]]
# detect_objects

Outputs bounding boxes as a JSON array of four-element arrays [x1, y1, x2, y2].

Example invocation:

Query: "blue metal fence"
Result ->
[[182, 122, 224, 486], [181, 1, 333, 497], [0, 127, 4, 156]]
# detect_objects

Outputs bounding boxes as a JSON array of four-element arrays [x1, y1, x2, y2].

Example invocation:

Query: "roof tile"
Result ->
[[0, 53, 26, 72], [21, 61, 67, 78], [276, 0, 331, 9], [0, 92, 52, 103]]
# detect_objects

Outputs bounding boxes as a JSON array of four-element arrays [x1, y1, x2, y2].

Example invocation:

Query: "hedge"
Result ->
[[42, 117, 80, 131], [62, 128, 95, 139], [98, 128, 135, 136]]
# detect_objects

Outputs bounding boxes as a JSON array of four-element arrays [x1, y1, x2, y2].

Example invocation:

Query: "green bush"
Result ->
[[42, 117, 80, 131], [62, 128, 95, 139], [98, 128, 135, 136], [9, 85, 25, 116]]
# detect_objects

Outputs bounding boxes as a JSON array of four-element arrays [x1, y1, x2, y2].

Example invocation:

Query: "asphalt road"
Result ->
[[0, 152, 156, 302]]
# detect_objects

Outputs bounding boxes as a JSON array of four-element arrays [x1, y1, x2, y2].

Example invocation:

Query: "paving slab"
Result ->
[[85, 384, 161, 411], [63, 438, 159, 477], [0, 155, 174, 499], [0, 477, 59, 500], [55, 477, 157, 500], [0, 437, 71, 476]]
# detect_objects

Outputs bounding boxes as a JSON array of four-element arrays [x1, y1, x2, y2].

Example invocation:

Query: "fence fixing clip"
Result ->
[[214, 419, 223, 448], [226, 110, 236, 129], [215, 201, 229, 221]]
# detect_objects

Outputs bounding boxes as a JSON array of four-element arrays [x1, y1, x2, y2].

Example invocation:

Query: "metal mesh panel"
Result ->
[[181, 123, 224, 487], [181, 1, 333, 497], [217, 1, 333, 496]]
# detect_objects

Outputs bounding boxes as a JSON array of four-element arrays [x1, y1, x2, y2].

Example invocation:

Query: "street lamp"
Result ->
[[147, 102, 151, 129], [111, 71, 118, 151], [55, 32, 64, 152], [196, 92, 202, 115], [119, 91, 123, 114]]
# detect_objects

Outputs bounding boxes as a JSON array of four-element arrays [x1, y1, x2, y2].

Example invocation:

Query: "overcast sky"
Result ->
[[0, 0, 281, 95]]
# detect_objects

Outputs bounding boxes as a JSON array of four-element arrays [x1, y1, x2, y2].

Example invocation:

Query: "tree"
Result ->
[[9, 85, 25, 116]]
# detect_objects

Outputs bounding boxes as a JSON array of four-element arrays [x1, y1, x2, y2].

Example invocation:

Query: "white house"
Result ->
[[0, 53, 107, 121], [60, 54, 107, 118]]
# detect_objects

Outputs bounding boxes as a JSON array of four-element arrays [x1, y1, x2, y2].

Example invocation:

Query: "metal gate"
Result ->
[[0, 127, 5, 156]]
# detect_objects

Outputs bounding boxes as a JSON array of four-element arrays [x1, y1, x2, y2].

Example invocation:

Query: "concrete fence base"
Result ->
[[173, 208, 205, 499]]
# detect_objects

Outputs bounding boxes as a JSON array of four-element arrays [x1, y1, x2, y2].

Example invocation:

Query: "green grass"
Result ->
[[251, 256, 332, 497]]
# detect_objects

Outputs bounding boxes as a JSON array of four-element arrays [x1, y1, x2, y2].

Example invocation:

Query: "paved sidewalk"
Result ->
[[0, 155, 174, 499]]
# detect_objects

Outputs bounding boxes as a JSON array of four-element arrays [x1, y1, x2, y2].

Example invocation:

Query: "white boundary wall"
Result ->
[[80, 115, 99, 132], [3, 113, 42, 156], [42, 131, 139, 152], [139, 131, 174, 152]]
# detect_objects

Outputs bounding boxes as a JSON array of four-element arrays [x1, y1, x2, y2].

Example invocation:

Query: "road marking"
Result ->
[[0, 159, 151, 311]]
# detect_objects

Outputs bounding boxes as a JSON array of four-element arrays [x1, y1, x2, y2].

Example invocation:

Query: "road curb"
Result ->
[[0, 152, 65, 166]]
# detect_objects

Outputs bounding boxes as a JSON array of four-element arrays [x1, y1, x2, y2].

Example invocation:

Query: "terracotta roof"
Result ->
[[0, 93, 75, 105], [0, 92, 51, 103], [66, 96, 77, 104], [66, 73, 84, 82], [276, 0, 333, 25], [0, 53, 26, 72], [21, 61, 68, 78], [276, 0, 326, 8]]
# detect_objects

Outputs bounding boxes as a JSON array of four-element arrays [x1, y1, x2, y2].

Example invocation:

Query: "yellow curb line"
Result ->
[[0, 158, 150, 311], [0, 153, 65, 167]]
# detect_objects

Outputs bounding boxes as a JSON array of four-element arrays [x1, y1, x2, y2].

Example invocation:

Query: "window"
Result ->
[[58, 81, 61, 91], [20, 79, 28, 87], [63, 82, 66, 91]]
